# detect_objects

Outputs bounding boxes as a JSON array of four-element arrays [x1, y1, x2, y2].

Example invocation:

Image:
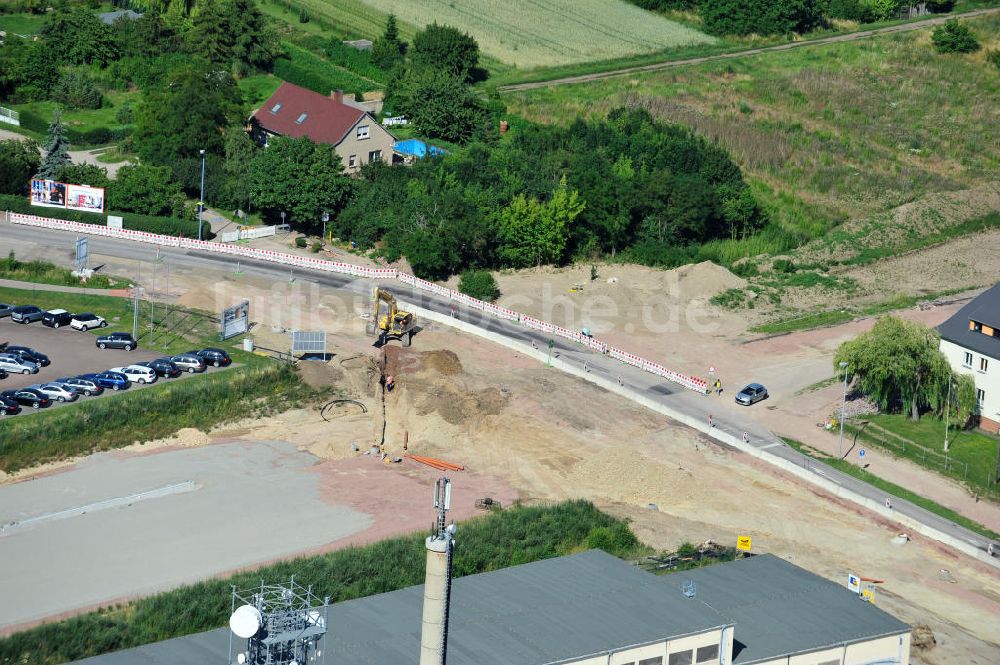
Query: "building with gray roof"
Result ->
[[73, 550, 910, 665], [938, 283, 1000, 430]]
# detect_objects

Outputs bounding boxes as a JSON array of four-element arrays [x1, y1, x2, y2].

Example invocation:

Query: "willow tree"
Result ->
[[834, 316, 952, 421]]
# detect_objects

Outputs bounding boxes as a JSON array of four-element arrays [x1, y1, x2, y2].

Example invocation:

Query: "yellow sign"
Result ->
[[736, 535, 752, 552]]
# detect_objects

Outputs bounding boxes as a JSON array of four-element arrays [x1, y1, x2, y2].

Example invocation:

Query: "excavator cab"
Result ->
[[370, 287, 415, 347]]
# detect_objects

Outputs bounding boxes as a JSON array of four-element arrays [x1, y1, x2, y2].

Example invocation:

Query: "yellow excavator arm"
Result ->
[[372, 287, 415, 346]]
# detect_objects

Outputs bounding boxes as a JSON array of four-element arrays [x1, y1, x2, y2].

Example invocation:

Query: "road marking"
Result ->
[[759, 442, 782, 450]]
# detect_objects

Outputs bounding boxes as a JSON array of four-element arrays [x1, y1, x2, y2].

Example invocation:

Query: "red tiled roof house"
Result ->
[[248, 82, 395, 172]]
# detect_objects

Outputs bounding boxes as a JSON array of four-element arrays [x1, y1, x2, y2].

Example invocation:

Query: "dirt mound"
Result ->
[[566, 448, 708, 508], [297, 360, 344, 389], [422, 349, 463, 375], [912, 624, 936, 650], [673, 261, 746, 300], [415, 385, 506, 425]]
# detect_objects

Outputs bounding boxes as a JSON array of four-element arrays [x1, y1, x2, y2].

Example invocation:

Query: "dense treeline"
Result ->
[[0, 501, 640, 665], [335, 108, 765, 279]]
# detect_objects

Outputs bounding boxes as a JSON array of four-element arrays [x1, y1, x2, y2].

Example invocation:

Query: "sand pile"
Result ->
[[566, 448, 707, 508]]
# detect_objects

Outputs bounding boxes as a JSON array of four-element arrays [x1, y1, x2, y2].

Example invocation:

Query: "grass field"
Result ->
[[0, 12, 48, 36], [507, 13, 1000, 230], [321, 0, 713, 68]]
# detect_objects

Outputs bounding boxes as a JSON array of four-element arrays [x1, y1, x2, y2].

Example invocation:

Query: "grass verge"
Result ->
[[0, 253, 125, 289], [781, 437, 1000, 541], [0, 501, 643, 665]]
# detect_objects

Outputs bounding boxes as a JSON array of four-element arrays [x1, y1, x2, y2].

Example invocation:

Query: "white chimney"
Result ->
[[420, 478, 454, 665]]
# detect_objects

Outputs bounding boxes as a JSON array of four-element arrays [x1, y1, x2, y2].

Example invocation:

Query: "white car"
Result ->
[[70, 312, 108, 331], [108, 365, 158, 385], [34, 383, 79, 403]]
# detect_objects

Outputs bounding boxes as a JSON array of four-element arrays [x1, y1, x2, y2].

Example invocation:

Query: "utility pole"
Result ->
[[131, 284, 140, 341], [198, 149, 206, 241], [838, 361, 849, 459]]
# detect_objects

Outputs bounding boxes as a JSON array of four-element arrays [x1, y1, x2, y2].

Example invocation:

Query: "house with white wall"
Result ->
[[938, 283, 1000, 432]]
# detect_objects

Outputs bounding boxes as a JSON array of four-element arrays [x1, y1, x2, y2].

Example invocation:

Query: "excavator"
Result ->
[[370, 287, 416, 347]]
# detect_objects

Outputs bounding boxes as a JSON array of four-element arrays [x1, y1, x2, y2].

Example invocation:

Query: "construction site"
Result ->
[[0, 225, 999, 665]]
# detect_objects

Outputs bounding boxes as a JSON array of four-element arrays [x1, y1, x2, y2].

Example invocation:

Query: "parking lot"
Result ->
[[0, 316, 230, 415]]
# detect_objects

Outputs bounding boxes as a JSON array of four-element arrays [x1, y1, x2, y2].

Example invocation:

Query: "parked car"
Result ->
[[137, 358, 182, 378], [0, 395, 20, 416], [70, 312, 108, 331], [55, 376, 105, 397], [735, 383, 769, 406], [42, 309, 74, 328], [0, 354, 39, 375], [5, 346, 50, 367], [109, 365, 157, 385], [96, 332, 137, 351], [0, 303, 14, 318], [80, 371, 130, 391], [168, 353, 206, 373], [193, 347, 232, 367], [34, 383, 78, 403], [10, 305, 44, 324], [0, 368, 6, 381], [1, 388, 51, 409]]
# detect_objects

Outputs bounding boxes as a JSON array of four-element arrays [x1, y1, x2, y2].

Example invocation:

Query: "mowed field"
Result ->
[[327, 0, 714, 67], [506, 14, 1000, 229]]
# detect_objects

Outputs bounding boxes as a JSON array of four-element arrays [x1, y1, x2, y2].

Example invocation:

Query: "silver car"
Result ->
[[0, 354, 39, 375], [34, 383, 79, 403], [0, 303, 13, 318], [168, 353, 206, 373]]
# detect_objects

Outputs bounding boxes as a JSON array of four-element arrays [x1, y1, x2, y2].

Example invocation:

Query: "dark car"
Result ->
[[10, 305, 44, 324], [193, 347, 232, 368], [56, 376, 105, 397], [0, 303, 13, 318], [42, 309, 74, 328], [735, 383, 769, 406], [0, 395, 20, 416], [5, 346, 50, 367], [80, 371, 130, 391], [96, 332, 137, 351], [137, 359, 182, 378], [1, 388, 51, 409]]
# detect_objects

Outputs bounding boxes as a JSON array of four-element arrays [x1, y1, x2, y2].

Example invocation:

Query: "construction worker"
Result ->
[[386, 375, 395, 392], [714, 379, 722, 396]]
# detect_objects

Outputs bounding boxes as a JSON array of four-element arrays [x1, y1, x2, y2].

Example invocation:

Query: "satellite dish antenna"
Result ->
[[230, 604, 263, 638], [237, 654, 247, 664]]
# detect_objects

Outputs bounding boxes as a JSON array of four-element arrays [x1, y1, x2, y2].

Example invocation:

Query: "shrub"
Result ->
[[772, 258, 796, 273], [115, 103, 134, 124], [698, 0, 825, 36], [0, 194, 203, 238], [51, 70, 102, 109], [298, 9, 310, 23], [988, 50, 1000, 70], [458, 269, 501, 302], [931, 19, 980, 54], [295, 236, 308, 248], [310, 241, 322, 253]]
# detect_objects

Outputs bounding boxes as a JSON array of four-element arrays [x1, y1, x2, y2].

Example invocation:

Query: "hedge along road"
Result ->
[[498, 6, 1000, 92], [2, 215, 997, 567]]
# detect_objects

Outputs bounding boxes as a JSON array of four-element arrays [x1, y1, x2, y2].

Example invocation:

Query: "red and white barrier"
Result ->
[[8, 210, 710, 395]]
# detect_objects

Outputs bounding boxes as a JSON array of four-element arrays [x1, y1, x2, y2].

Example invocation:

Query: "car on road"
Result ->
[[735, 383, 769, 406], [96, 332, 137, 351], [56, 376, 105, 397], [0, 354, 39, 375], [0, 395, 21, 416], [168, 353, 206, 373], [4, 346, 50, 367], [109, 365, 157, 384], [1, 388, 51, 409], [10, 305, 44, 324], [34, 383, 78, 402], [137, 358, 181, 378], [193, 348, 232, 368], [42, 309, 74, 328], [80, 371, 130, 391], [0, 303, 13, 318], [71, 312, 108, 331]]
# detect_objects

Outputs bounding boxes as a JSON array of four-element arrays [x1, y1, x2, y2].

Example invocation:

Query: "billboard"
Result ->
[[66, 184, 105, 213], [30, 179, 105, 214], [30, 179, 67, 208], [221, 300, 250, 340]]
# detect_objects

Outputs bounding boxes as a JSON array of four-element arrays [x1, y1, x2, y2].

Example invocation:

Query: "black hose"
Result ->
[[320, 399, 368, 421]]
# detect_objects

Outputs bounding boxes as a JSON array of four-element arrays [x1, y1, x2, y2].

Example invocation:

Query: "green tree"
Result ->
[[834, 317, 953, 421], [248, 136, 352, 230], [698, 0, 824, 36], [458, 269, 500, 302], [107, 164, 187, 217], [40, 7, 119, 66], [497, 179, 585, 268], [411, 22, 482, 82], [393, 67, 486, 143], [371, 14, 407, 70], [54, 163, 111, 189], [132, 61, 244, 164], [36, 111, 71, 180], [188, 0, 280, 72], [0, 139, 40, 195], [51, 70, 103, 110], [222, 126, 258, 213], [931, 19, 980, 54], [953, 374, 977, 429], [0, 36, 59, 101]]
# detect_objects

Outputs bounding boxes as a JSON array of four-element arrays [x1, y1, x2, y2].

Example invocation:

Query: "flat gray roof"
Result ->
[[71, 551, 909, 665]]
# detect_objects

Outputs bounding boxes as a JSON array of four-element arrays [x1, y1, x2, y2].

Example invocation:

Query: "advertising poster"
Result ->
[[30, 179, 67, 208], [66, 184, 106, 213]]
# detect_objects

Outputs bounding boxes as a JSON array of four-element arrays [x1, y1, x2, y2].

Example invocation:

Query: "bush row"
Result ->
[[273, 42, 378, 98], [0, 194, 205, 238]]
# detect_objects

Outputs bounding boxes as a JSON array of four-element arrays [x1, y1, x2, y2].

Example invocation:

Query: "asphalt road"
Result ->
[[499, 7, 1000, 92], [2, 219, 996, 562]]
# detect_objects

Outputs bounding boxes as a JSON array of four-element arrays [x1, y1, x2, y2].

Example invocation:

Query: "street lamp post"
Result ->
[[198, 149, 206, 241], [321, 211, 329, 243], [838, 361, 849, 459]]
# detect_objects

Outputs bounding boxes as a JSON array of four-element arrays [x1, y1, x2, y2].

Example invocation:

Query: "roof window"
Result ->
[[270, 103, 282, 114], [295, 113, 308, 124]]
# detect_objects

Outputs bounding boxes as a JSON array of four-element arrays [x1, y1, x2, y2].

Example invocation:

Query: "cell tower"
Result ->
[[420, 478, 456, 665], [228, 577, 329, 665]]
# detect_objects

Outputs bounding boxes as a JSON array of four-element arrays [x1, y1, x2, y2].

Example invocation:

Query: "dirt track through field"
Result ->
[[499, 7, 1000, 92]]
